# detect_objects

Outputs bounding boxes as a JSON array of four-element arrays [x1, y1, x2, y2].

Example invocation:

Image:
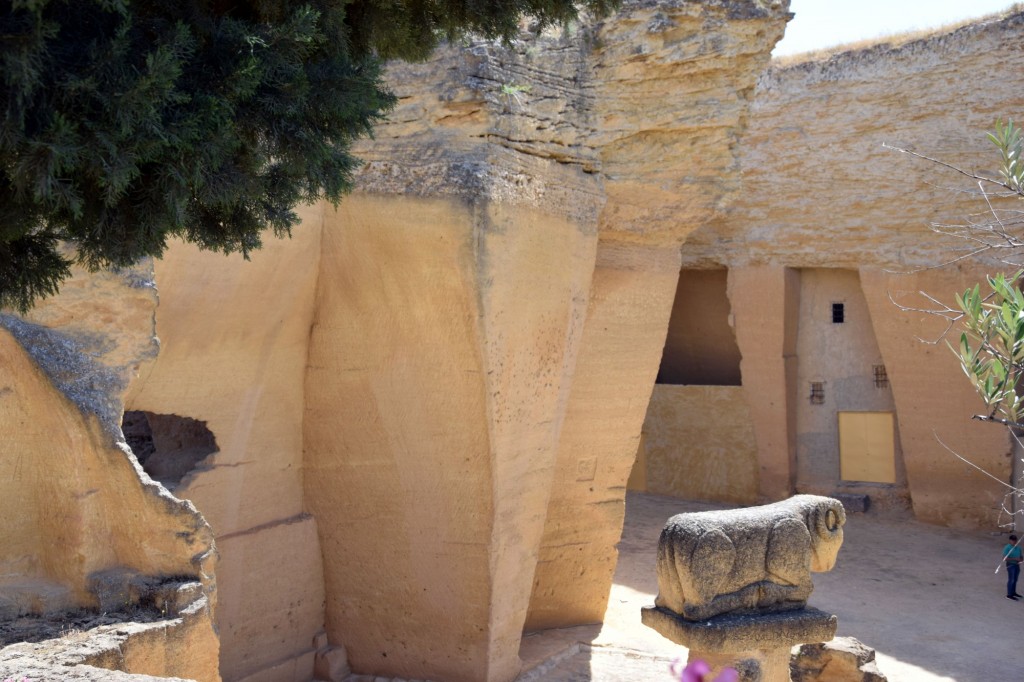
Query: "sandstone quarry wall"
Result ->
[[524, 0, 789, 635], [641, 385, 760, 503], [0, 265, 220, 681], [0, 327, 211, 609], [861, 268, 1010, 527], [526, 242, 682, 631], [124, 210, 326, 682], [685, 12, 1024, 269], [9, 5, 1019, 681], [728, 266, 800, 501], [4, 1, 796, 680], [304, 195, 597, 682], [659, 11, 1024, 527], [302, 3, 789, 679], [792, 269, 903, 496]]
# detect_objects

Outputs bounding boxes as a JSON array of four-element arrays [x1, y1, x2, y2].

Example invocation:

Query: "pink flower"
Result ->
[[671, 658, 739, 682], [713, 668, 739, 682]]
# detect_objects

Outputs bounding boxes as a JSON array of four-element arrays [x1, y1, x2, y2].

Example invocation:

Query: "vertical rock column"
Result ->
[[305, 194, 598, 682], [303, 37, 604, 680], [304, 0, 791, 676], [526, 243, 682, 629], [125, 208, 327, 682], [527, 0, 793, 629], [729, 266, 800, 502]]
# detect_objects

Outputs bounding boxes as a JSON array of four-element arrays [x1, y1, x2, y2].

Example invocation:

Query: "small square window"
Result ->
[[832, 303, 845, 323], [809, 382, 825, 405], [873, 365, 889, 388]]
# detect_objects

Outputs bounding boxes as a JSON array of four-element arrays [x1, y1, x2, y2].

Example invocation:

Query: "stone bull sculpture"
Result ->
[[655, 495, 845, 621]]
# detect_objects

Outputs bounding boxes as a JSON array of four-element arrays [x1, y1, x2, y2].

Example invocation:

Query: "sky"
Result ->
[[772, 0, 1021, 57]]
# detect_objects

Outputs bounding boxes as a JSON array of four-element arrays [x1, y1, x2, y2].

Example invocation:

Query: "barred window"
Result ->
[[873, 365, 889, 388], [809, 382, 825, 405]]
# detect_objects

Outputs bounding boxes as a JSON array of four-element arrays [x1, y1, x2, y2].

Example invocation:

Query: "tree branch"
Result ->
[[884, 143, 1014, 190], [972, 414, 1024, 429]]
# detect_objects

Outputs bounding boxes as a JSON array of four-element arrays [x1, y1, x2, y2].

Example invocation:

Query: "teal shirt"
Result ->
[[1004, 543, 1022, 563]]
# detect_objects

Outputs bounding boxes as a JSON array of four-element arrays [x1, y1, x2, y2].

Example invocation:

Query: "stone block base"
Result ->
[[642, 606, 838, 682], [641, 606, 837, 653]]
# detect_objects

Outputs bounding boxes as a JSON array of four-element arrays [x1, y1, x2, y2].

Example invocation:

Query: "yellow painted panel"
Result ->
[[839, 411, 896, 483]]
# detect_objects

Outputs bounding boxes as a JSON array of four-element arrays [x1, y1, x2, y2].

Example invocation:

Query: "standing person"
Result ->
[[1004, 535, 1022, 600]]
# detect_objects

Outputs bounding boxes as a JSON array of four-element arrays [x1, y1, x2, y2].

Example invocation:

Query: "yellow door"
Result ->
[[838, 411, 896, 483]]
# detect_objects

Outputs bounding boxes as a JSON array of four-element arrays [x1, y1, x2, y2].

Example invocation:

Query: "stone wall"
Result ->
[[131, 1, 783, 679], [524, 0, 789, 636], [298, 2, 789, 679], [792, 269, 903, 497], [631, 10, 1024, 528], [684, 11, 1024, 269], [304, 196, 596, 681], [641, 385, 760, 504], [729, 266, 800, 501]]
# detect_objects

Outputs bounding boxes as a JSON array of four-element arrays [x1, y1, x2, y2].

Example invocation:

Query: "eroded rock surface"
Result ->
[[0, 264, 219, 681], [125, 219, 326, 682], [792, 637, 888, 682]]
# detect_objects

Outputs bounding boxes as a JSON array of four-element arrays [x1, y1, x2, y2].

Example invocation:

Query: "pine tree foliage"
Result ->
[[0, 0, 613, 312]]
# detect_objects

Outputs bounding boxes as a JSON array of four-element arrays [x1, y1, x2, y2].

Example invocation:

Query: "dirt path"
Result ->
[[519, 492, 1017, 682]]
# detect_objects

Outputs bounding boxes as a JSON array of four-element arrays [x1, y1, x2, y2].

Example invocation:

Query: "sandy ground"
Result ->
[[516, 492, 1019, 682]]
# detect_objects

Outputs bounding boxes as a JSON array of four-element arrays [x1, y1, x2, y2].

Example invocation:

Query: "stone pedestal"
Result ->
[[641, 606, 837, 682]]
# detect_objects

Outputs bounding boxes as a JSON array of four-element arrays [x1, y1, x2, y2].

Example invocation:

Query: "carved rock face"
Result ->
[[654, 495, 846, 621]]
